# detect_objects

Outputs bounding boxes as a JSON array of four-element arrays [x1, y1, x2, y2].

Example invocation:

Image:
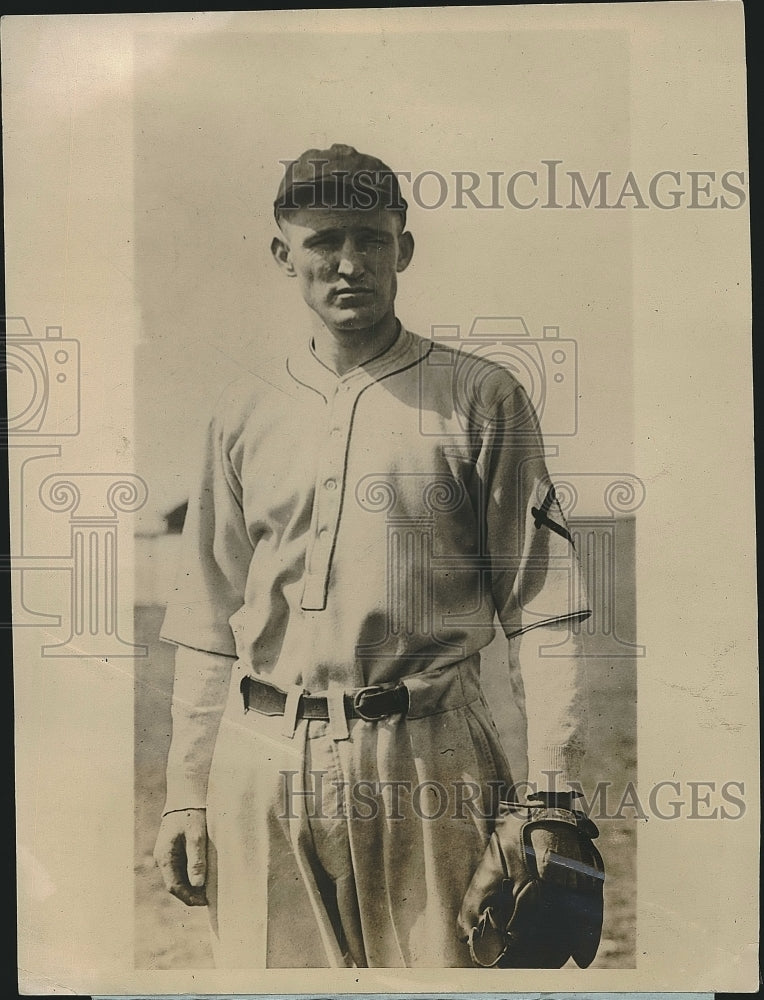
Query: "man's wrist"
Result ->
[[527, 790, 580, 808], [162, 806, 207, 818]]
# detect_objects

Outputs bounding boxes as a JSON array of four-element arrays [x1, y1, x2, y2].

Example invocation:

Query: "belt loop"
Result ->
[[327, 680, 349, 741], [281, 686, 303, 739]]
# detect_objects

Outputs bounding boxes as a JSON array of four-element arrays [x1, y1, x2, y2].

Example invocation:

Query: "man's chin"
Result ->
[[327, 306, 380, 331]]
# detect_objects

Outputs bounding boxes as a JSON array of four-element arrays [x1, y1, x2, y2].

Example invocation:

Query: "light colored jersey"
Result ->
[[162, 325, 589, 684]]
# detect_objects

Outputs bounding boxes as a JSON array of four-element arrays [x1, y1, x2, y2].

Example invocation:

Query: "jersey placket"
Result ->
[[301, 376, 359, 612]]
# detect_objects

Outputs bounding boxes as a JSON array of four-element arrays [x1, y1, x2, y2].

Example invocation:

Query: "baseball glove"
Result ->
[[457, 796, 605, 968]]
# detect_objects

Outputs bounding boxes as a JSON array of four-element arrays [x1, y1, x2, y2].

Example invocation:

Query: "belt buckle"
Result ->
[[353, 684, 387, 721]]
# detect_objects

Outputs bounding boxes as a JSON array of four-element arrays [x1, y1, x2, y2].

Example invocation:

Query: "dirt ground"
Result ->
[[134, 524, 637, 970]]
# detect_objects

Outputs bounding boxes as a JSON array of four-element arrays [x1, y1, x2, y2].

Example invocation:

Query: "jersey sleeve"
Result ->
[[482, 382, 591, 638], [162, 645, 233, 814], [160, 402, 254, 657], [480, 381, 592, 790], [509, 624, 589, 791]]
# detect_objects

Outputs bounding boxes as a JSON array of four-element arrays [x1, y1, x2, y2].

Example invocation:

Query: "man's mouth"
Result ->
[[332, 287, 374, 301]]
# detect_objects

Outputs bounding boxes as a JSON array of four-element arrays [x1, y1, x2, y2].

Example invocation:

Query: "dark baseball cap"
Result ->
[[274, 143, 408, 226]]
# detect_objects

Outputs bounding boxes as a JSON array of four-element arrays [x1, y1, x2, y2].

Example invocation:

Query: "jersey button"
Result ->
[[324, 478, 337, 491]]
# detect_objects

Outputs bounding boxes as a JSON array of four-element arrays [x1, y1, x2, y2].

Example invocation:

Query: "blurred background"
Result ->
[[132, 17, 637, 970]]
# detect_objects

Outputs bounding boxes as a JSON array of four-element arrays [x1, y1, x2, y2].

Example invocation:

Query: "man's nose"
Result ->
[[336, 238, 365, 277]]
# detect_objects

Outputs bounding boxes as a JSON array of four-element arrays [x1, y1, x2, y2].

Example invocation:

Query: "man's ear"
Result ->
[[396, 230, 415, 273], [271, 234, 295, 275]]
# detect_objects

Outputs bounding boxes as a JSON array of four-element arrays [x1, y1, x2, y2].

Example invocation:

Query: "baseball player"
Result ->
[[153, 144, 594, 968]]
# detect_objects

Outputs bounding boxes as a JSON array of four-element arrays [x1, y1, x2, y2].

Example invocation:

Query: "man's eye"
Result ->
[[306, 236, 388, 253]]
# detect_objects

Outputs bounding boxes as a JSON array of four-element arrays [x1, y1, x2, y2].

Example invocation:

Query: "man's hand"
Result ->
[[153, 808, 209, 906]]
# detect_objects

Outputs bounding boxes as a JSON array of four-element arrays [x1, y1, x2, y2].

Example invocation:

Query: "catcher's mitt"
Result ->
[[457, 797, 605, 968]]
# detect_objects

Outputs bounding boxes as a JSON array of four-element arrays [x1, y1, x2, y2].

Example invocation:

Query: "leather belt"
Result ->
[[241, 675, 410, 722]]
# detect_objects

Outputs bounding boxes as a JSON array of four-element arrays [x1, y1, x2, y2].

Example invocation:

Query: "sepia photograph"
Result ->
[[5, 4, 756, 994], [132, 21, 637, 972]]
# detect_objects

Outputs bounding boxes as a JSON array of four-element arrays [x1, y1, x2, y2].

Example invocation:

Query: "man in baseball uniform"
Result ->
[[153, 144, 592, 968]]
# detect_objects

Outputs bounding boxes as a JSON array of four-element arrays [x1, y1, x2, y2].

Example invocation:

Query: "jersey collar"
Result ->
[[286, 322, 431, 400]]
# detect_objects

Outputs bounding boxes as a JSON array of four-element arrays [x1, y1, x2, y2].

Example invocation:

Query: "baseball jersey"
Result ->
[[161, 325, 592, 814]]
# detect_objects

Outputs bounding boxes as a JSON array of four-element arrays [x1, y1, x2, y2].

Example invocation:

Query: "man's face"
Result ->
[[271, 206, 414, 333]]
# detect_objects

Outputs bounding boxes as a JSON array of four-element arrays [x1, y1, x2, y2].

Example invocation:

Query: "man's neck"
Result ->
[[311, 313, 400, 377]]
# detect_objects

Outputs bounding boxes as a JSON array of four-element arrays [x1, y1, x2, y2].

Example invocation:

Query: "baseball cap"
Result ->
[[274, 143, 408, 226]]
